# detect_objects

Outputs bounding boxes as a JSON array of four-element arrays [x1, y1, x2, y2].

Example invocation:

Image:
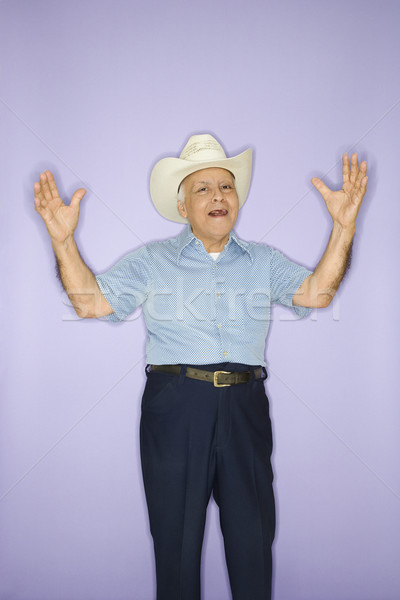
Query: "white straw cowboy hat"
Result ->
[[149, 134, 253, 223]]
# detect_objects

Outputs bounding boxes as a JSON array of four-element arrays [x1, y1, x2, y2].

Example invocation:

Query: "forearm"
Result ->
[[294, 223, 355, 308], [53, 236, 112, 318]]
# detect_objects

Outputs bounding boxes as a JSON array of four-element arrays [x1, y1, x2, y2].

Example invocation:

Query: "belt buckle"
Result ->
[[213, 370, 231, 387]]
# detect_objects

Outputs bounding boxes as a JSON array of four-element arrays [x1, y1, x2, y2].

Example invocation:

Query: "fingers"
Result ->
[[343, 153, 359, 185], [355, 162, 367, 190], [349, 153, 359, 184], [34, 180, 49, 217], [34, 180, 44, 204], [40, 172, 54, 203], [44, 170, 60, 199], [34, 172, 86, 210], [353, 171, 368, 205], [311, 177, 332, 201], [34, 193, 42, 213], [346, 153, 368, 203], [344, 152, 367, 181], [34, 171, 57, 208], [34, 197, 51, 222], [70, 188, 87, 210], [343, 152, 368, 190], [34, 192, 53, 224], [342, 153, 350, 185]]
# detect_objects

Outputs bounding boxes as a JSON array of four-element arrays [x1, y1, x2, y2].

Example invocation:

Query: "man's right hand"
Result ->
[[34, 170, 86, 245], [34, 171, 113, 318]]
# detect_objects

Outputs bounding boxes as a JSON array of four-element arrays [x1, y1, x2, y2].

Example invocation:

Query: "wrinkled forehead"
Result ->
[[179, 167, 235, 192]]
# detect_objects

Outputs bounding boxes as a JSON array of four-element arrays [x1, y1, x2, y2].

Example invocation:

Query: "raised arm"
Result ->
[[293, 153, 368, 308], [34, 170, 113, 318]]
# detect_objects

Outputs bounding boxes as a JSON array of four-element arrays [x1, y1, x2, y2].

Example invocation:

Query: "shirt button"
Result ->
[[217, 323, 222, 329], [195, 241, 199, 245], [223, 351, 228, 357], [216, 292, 221, 298]]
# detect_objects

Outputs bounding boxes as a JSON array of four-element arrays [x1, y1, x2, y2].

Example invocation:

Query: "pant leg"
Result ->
[[213, 376, 275, 600], [139, 368, 218, 600], [140, 364, 275, 600]]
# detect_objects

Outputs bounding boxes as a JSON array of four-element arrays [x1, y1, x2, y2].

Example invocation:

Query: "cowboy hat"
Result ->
[[149, 134, 252, 223]]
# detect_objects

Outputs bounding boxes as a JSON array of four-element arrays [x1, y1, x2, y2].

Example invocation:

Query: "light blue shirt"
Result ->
[[95, 226, 312, 366]]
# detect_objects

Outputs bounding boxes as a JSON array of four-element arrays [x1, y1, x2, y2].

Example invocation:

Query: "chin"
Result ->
[[209, 222, 231, 235]]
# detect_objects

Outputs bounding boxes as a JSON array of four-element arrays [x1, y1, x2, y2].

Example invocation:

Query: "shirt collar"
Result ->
[[176, 225, 196, 260], [176, 225, 254, 264], [228, 230, 254, 263]]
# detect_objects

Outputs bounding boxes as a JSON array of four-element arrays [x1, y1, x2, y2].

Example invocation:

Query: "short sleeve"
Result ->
[[270, 248, 313, 318], [95, 246, 152, 322]]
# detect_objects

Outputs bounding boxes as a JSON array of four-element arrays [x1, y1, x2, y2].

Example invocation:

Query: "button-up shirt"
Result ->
[[95, 225, 312, 366]]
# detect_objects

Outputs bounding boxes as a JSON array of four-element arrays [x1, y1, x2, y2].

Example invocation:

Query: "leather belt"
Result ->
[[149, 364, 264, 387]]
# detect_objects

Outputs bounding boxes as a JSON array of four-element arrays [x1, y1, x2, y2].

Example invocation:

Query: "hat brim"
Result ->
[[149, 148, 252, 223]]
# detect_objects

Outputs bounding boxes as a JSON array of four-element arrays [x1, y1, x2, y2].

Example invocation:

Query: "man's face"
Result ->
[[177, 167, 239, 249]]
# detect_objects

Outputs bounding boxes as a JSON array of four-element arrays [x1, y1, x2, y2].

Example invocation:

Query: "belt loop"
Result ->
[[178, 364, 187, 385], [251, 366, 260, 381]]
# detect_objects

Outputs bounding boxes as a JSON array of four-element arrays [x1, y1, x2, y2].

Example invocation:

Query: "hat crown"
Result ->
[[179, 134, 227, 162]]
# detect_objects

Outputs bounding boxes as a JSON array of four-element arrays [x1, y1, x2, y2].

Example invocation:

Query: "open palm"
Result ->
[[311, 153, 368, 229], [34, 171, 86, 243]]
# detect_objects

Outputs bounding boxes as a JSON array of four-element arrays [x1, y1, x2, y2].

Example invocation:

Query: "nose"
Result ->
[[212, 187, 225, 202]]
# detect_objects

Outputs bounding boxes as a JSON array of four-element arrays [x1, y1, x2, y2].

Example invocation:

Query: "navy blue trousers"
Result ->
[[140, 363, 275, 600]]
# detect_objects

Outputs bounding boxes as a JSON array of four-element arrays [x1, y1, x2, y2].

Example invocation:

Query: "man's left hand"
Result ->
[[311, 153, 368, 230]]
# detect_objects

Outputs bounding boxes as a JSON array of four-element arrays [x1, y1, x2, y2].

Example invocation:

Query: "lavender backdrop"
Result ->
[[1, 1, 399, 599]]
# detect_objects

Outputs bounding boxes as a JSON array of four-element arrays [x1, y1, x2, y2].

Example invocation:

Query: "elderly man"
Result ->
[[34, 134, 367, 600]]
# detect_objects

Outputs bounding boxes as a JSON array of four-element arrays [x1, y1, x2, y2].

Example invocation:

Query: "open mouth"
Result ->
[[208, 209, 228, 217]]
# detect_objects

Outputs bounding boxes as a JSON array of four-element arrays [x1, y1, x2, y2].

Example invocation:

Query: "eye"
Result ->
[[222, 184, 232, 190], [197, 187, 207, 193]]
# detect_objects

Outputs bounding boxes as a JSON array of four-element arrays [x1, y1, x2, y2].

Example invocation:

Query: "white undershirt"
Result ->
[[208, 252, 221, 261]]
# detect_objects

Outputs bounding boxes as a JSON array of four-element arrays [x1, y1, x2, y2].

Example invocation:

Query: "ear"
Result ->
[[177, 201, 187, 218]]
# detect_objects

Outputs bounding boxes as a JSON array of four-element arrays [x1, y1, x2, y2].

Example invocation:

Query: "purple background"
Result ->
[[1, 1, 399, 598]]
